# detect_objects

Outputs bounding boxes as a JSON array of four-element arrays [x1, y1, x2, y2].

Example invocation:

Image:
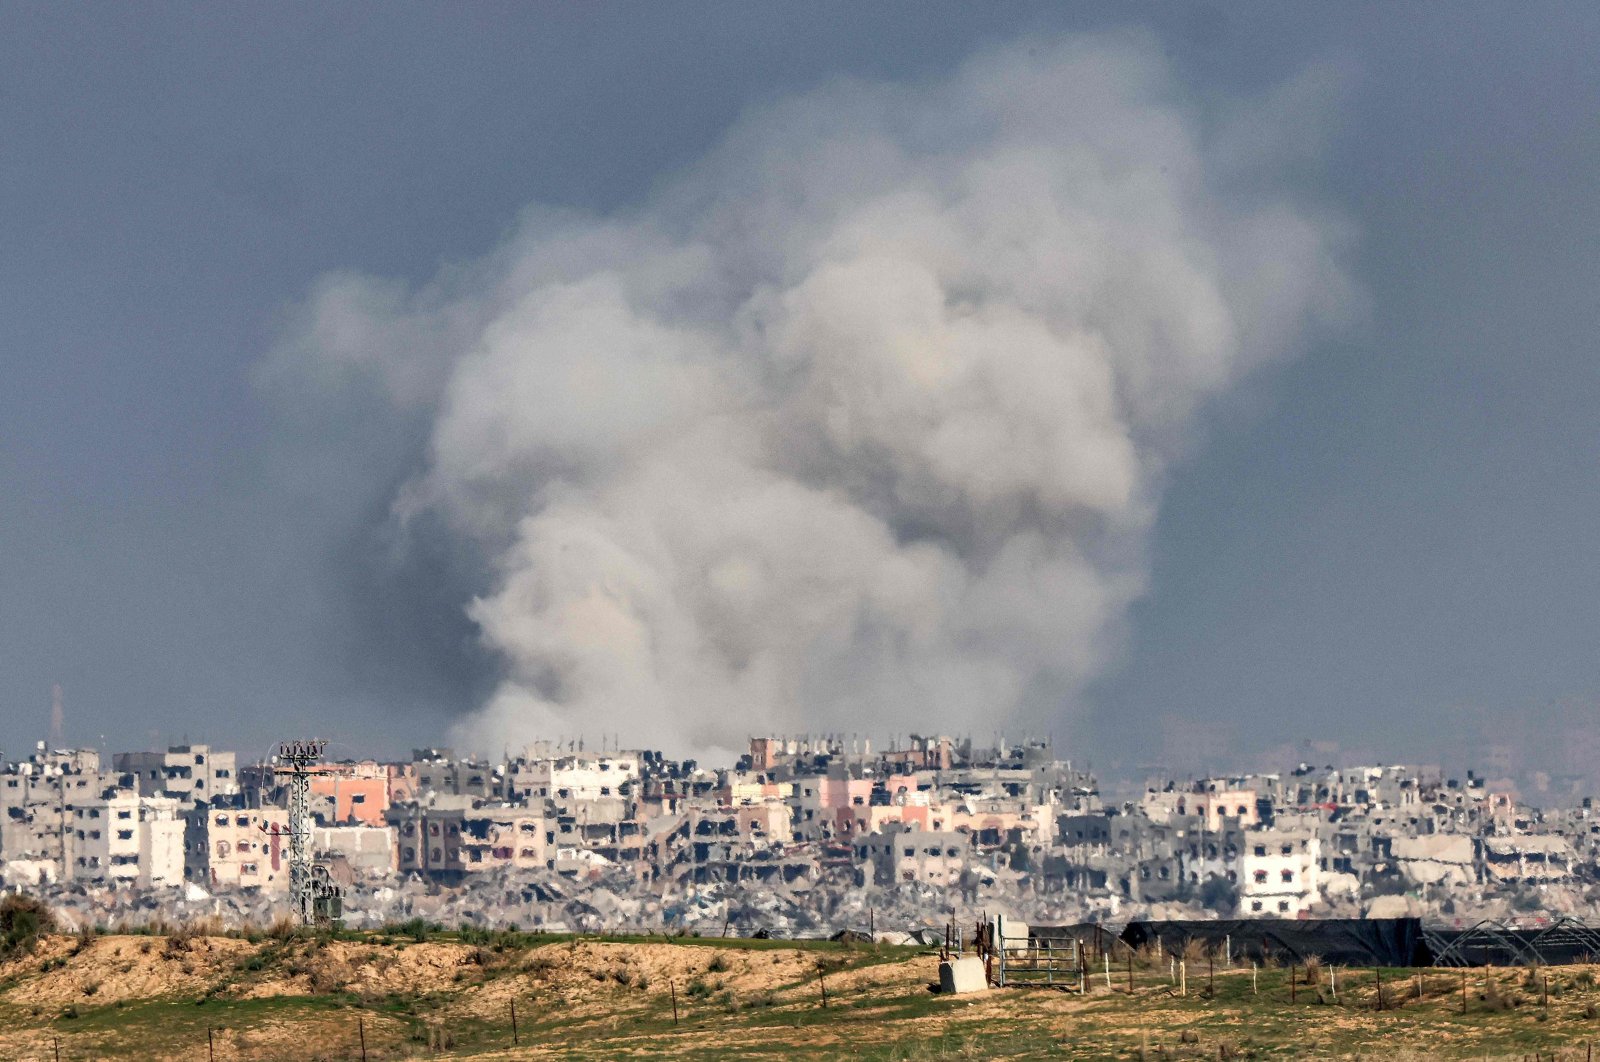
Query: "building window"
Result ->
[[1281, 870, 1294, 883], [1254, 845, 1266, 857], [1280, 845, 1292, 856], [117, 830, 133, 841], [1278, 901, 1290, 913], [1251, 901, 1263, 912], [1254, 870, 1268, 884]]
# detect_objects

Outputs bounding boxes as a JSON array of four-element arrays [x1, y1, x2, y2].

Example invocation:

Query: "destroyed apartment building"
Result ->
[[8, 734, 1600, 936]]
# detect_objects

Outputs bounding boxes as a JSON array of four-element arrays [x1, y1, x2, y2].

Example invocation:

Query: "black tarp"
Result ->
[[1118, 918, 1432, 967]]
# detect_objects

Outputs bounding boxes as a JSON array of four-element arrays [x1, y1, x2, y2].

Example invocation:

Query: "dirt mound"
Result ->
[[238, 938, 482, 998], [451, 940, 827, 1020], [5, 934, 254, 1007]]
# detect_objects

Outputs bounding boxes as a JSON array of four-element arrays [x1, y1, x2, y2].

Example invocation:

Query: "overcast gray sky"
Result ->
[[1, 3, 1596, 780]]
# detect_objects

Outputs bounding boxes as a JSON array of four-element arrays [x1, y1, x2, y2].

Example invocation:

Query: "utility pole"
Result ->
[[276, 739, 340, 927]]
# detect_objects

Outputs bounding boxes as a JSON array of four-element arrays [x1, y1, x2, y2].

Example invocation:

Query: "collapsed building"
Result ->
[[7, 736, 1600, 936]]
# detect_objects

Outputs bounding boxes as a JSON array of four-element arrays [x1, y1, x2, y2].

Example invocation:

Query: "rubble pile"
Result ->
[[34, 864, 1131, 939]]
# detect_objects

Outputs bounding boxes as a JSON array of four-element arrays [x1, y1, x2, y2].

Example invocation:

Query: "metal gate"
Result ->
[[991, 914, 1086, 989]]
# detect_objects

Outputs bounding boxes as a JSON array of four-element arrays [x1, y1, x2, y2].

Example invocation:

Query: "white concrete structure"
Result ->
[[312, 825, 397, 877], [1391, 834, 1475, 888], [71, 791, 184, 887], [1238, 828, 1322, 916], [939, 957, 988, 994], [512, 754, 640, 803]]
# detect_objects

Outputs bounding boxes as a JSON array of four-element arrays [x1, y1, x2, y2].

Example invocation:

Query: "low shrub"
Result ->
[[0, 893, 56, 961]]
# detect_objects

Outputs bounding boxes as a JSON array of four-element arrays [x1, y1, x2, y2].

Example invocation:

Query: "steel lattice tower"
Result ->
[[277, 739, 326, 927]]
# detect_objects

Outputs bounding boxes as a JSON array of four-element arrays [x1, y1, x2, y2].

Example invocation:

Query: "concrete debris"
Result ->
[[939, 957, 988, 994]]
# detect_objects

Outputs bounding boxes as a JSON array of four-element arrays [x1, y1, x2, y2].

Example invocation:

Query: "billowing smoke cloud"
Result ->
[[268, 36, 1351, 757]]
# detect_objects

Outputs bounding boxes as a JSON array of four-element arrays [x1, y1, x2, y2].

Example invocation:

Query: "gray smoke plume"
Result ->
[[267, 35, 1352, 757]]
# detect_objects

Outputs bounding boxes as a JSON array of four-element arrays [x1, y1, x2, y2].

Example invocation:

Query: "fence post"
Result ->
[[359, 1014, 368, 1062], [1252, 961, 1257, 996], [510, 999, 519, 1046], [818, 966, 829, 1009], [997, 916, 1006, 988], [1374, 967, 1382, 1011], [1461, 967, 1467, 1014], [671, 980, 679, 1025], [208, 1026, 214, 1062]]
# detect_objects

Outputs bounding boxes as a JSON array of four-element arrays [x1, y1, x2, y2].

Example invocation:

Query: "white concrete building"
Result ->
[[71, 791, 184, 887], [1238, 828, 1322, 916], [511, 754, 640, 803]]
